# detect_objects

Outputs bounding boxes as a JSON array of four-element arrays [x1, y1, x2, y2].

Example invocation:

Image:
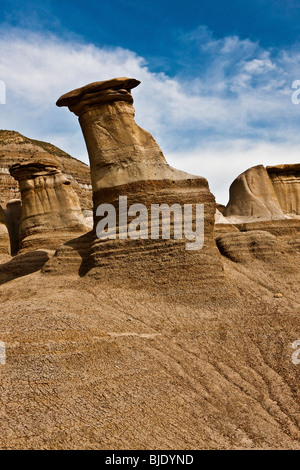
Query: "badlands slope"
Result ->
[[0, 77, 299, 449]]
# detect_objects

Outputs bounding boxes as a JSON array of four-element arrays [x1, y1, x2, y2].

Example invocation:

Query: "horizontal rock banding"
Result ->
[[0, 130, 92, 210], [10, 156, 89, 252], [0, 205, 10, 256], [267, 164, 300, 217], [56, 77, 224, 283], [224, 164, 300, 224]]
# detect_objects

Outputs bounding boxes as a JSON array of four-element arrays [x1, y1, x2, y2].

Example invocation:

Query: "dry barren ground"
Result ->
[[0, 249, 299, 450]]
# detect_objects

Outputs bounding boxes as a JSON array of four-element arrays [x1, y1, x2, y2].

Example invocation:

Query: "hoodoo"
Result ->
[[10, 155, 89, 252], [56, 77, 203, 206], [56, 77, 224, 285]]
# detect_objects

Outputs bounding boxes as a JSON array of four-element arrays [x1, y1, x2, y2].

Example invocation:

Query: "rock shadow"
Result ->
[[0, 250, 51, 285]]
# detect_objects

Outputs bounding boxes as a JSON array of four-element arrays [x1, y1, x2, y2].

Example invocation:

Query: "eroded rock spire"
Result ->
[[57, 77, 200, 208], [56, 77, 224, 284], [10, 155, 89, 252]]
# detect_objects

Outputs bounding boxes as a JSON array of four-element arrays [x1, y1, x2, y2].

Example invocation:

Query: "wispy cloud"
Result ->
[[0, 27, 299, 204]]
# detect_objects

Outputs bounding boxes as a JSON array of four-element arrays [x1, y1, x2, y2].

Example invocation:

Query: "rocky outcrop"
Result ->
[[224, 164, 300, 223], [216, 230, 282, 263], [0, 130, 92, 210], [216, 163, 300, 266], [0, 204, 10, 256], [56, 77, 224, 285], [267, 164, 300, 217], [4, 199, 22, 255], [0, 84, 300, 451], [216, 228, 300, 296], [10, 156, 89, 252], [224, 165, 286, 223], [57, 78, 202, 203]]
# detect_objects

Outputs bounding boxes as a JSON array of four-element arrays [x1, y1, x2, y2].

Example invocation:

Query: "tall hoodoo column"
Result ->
[[57, 77, 202, 208], [57, 78, 224, 286], [10, 156, 89, 252]]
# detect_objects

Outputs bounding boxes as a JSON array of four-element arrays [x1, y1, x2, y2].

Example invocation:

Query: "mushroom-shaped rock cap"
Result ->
[[9, 154, 62, 180], [56, 77, 141, 108]]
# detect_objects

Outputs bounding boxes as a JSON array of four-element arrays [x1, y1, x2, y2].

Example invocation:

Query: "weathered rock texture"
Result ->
[[4, 199, 22, 255], [216, 164, 300, 268], [0, 237, 299, 450], [56, 78, 224, 285], [224, 164, 300, 223], [0, 82, 299, 450], [0, 130, 92, 210], [0, 204, 10, 256], [267, 164, 300, 217], [224, 165, 285, 223], [57, 78, 202, 203], [10, 156, 89, 252]]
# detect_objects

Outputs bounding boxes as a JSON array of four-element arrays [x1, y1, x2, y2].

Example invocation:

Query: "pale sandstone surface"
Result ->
[[224, 164, 300, 224], [9, 157, 89, 252], [0, 130, 92, 210], [0, 78, 299, 450], [57, 78, 202, 199], [224, 165, 286, 223], [0, 205, 10, 255], [221, 163, 300, 254], [56, 78, 223, 282], [267, 164, 300, 217]]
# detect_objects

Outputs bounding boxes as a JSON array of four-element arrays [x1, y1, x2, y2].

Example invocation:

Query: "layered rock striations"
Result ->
[[216, 163, 300, 268], [0, 130, 92, 210], [267, 164, 300, 217], [223, 165, 286, 223], [0, 204, 10, 256], [0, 82, 300, 451], [10, 156, 89, 252], [56, 78, 224, 286], [224, 164, 300, 223]]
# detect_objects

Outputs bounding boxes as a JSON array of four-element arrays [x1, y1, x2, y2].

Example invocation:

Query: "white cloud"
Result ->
[[244, 57, 276, 73], [169, 140, 300, 204], [0, 27, 299, 204]]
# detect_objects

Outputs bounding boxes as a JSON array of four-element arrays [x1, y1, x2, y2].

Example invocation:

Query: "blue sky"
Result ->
[[0, 0, 300, 203]]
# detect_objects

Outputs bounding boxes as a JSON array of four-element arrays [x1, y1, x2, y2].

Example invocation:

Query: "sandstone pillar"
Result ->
[[56, 78, 203, 208], [10, 156, 89, 252], [56, 78, 224, 286]]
